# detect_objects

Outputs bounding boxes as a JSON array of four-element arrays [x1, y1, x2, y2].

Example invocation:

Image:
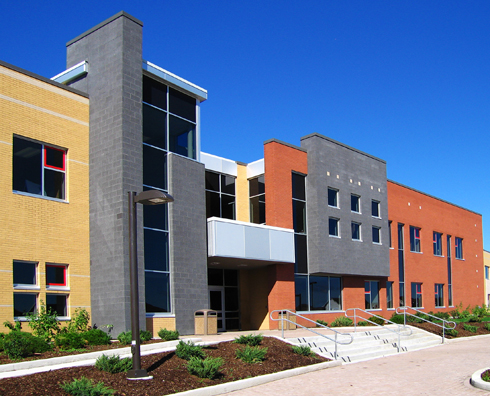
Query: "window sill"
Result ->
[[328, 205, 339, 209], [297, 310, 344, 314], [46, 286, 70, 291], [329, 235, 341, 239], [387, 308, 395, 311], [13, 285, 40, 290], [455, 258, 465, 261], [351, 211, 361, 215], [365, 308, 382, 311], [373, 242, 382, 245], [434, 255, 445, 258], [13, 190, 68, 204], [372, 216, 381, 219], [410, 251, 423, 254], [435, 306, 445, 309], [352, 239, 362, 242], [146, 313, 175, 318]]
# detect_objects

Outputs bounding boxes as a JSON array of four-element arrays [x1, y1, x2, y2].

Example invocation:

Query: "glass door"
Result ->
[[209, 286, 225, 331]]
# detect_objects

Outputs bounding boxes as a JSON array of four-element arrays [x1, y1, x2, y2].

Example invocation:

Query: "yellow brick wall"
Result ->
[[0, 64, 90, 326], [146, 317, 176, 336], [235, 164, 249, 222]]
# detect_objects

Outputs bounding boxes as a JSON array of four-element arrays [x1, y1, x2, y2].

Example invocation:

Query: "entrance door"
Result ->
[[209, 286, 225, 331]]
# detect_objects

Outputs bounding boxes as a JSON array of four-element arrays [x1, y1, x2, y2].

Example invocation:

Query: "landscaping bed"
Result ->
[[410, 321, 490, 338], [0, 337, 328, 395]]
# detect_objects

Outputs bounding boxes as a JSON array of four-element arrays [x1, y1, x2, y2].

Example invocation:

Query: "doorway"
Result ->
[[209, 286, 225, 331]]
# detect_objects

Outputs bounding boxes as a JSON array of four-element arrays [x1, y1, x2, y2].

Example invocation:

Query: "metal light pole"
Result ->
[[127, 189, 174, 380]]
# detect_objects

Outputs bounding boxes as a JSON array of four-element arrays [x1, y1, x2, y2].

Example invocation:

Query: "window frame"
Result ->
[[410, 226, 421, 253], [371, 200, 380, 218], [13, 260, 38, 289], [372, 226, 381, 245], [365, 280, 380, 310], [351, 222, 361, 241], [435, 284, 444, 308], [351, 194, 360, 213], [327, 188, 339, 208], [13, 136, 67, 201], [13, 292, 38, 320], [46, 264, 68, 289], [455, 237, 463, 260], [386, 281, 394, 309], [46, 293, 69, 319], [329, 217, 340, 237], [411, 282, 423, 308], [485, 266, 489, 281], [433, 232, 443, 256]]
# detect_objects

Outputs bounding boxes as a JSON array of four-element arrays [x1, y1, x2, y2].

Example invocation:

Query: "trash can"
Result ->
[[194, 309, 218, 335], [278, 311, 297, 330]]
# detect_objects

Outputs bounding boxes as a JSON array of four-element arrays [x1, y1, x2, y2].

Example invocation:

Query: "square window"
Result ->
[[13, 261, 36, 286], [433, 232, 443, 256], [46, 294, 67, 317], [371, 200, 380, 218], [411, 282, 423, 308], [329, 218, 339, 237], [410, 226, 421, 252], [455, 237, 463, 259], [46, 265, 67, 286], [14, 293, 37, 317], [13, 137, 66, 200], [328, 188, 338, 208], [351, 194, 360, 213], [372, 226, 381, 244], [351, 222, 361, 241]]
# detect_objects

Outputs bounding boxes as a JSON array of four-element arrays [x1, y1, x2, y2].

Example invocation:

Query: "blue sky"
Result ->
[[2, 1, 489, 249]]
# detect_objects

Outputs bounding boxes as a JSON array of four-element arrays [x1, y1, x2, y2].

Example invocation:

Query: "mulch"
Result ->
[[410, 320, 490, 338], [0, 337, 328, 395]]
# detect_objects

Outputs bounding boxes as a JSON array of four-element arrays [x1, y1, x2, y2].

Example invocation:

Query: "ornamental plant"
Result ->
[[60, 377, 115, 396], [157, 328, 179, 341], [176, 340, 205, 360], [236, 345, 268, 363], [187, 356, 223, 379], [26, 302, 60, 343], [233, 333, 263, 346]]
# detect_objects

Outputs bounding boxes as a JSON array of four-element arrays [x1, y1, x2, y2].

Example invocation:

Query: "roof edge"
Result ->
[[263, 138, 307, 153]]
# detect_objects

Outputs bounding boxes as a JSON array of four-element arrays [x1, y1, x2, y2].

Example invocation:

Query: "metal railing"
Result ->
[[270, 309, 353, 359], [396, 306, 456, 343], [344, 308, 412, 352]]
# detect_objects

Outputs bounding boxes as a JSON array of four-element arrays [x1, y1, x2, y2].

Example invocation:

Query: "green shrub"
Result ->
[[368, 316, 385, 326], [433, 312, 450, 320], [236, 345, 268, 363], [316, 319, 328, 327], [26, 303, 61, 343], [330, 317, 353, 327], [95, 354, 132, 373], [233, 333, 263, 346], [3, 331, 51, 359], [59, 377, 115, 396], [472, 305, 488, 318], [82, 329, 111, 346], [357, 321, 369, 326], [3, 321, 22, 332], [176, 340, 205, 360], [67, 308, 90, 333], [482, 370, 490, 382], [463, 323, 478, 333], [446, 329, 458, 337], [483, 323, 490, 332], [389, 313, 405, 324], [415, 312, 429, 322], [468, 315, 483, 323], [55, 331, 86, 350], [291, 345, 314, 356], [157, 328, 179, 341], [117, 330, 152, 345], [187, 356, 223, 379]]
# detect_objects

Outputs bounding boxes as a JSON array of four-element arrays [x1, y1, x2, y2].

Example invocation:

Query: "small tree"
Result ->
[[26, 301, 60, 343]]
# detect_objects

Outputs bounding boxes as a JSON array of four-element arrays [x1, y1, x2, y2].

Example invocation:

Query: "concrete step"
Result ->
[[287, 325, 442, 364]]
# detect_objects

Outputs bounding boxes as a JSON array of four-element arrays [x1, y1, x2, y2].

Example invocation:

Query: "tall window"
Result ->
[[398, 224, 405, 306], [143, 76, 197, 159], [13, 137, 66, 200], [485, 266, 489, 280], [249, 175, 265, 224], [388, 221, 392, 248], [351, 194, 360, 213], [410, 226, 421, 252], [386, 281, 394, 309], [205, 171, 236, 219], [351, 222, 361, 241], [365, 281, 380, 309], [435, 284, 444, 307], [292, 173, 306, 234], [371, 200, 380, 218], [455, 237, 463, 259], [433, 232, 442, 256], [411, 283, 423, 308], [372, 226, 381, 244], [328, 188, 338, 208], [447, 235, 453, 306]]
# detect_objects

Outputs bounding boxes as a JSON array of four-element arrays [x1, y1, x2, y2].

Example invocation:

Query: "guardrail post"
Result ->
[[281, 311, 284, 339], [442, 321, 445, 344], [335, 332, 338, 360], [354, 309, 357, 332]]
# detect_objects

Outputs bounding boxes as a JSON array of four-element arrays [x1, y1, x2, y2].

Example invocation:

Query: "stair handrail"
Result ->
[[396, 306, 456, 343], [345, 308, 412, 353], [270, 309, 353, 360]]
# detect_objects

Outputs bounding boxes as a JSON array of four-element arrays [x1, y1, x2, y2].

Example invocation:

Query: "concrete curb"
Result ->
[[470, 368, 490, 391], [173, 360, 342, 396], [0, 338, 202, 378]]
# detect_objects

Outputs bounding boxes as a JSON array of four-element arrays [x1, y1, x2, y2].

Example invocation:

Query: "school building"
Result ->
[[0, 11, 485, 336]]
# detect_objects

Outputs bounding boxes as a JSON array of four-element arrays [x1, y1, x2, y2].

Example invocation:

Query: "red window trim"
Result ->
[[46, 264, 66, 286], [44, 146, 66, 171]]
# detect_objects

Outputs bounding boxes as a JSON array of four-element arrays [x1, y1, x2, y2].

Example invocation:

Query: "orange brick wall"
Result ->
[[387, 181, 484, 314], [263, 141, 307, 329]]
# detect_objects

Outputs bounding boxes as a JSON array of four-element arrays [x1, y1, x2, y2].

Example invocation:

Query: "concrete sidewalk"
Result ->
[[217, 332, 490, 395]]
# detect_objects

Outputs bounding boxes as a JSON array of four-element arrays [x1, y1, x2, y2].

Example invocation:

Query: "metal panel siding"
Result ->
[[168, 153, 208, 335], [244, 226, 270, 259], [213, 221, 246, 257], [269, 230, 295, 263], [301, 134, 390, 277], [66, 14, 144, 335]]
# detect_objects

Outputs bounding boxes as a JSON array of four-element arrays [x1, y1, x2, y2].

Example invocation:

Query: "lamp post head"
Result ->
[[134, 190, 174, 205]]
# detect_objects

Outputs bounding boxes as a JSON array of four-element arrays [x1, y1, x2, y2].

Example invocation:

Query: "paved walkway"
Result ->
[[185, 329, 490, 395]]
